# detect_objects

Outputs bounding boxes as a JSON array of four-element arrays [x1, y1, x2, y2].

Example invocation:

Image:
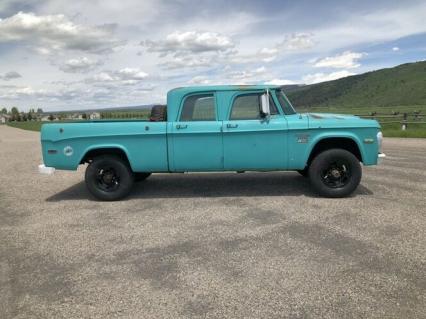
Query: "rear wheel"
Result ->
[[308, 149, 361, 198], [85, 155, 134, 201]]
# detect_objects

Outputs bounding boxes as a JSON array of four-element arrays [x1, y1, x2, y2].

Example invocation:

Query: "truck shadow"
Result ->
[[46, 172, 373, 202]]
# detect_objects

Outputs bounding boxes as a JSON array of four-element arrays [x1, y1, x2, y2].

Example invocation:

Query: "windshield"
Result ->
[[275, 89, 296, 115]]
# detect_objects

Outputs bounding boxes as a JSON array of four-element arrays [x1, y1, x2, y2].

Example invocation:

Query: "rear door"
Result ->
[[170, 93, 223, 171], [222, 92, 288, 170]]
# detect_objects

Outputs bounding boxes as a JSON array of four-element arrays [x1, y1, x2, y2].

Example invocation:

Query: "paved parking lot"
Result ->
[[0, 125, 425, 318]]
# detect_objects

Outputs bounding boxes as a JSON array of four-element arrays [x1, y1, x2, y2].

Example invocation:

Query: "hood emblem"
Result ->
[[296, 134, 309, 143]]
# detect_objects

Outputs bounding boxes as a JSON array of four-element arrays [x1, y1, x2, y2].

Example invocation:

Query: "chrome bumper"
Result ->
[[38, 164, 55, 175]]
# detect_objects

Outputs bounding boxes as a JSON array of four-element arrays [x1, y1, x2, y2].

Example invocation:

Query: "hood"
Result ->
[[305, 113, 380, 129]]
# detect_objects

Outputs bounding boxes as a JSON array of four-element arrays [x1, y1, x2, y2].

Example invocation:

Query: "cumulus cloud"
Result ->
[[313, 51, 365, 69], [225, 66, 269, 84], [143, 31, 235, 56], [59, 57, 103, 73], [264, 79, 295, 85], [0, 71, 22, 81], [229, 33, 314, 65], [87, 68, 149, 86], [0, 12, 123, 53], [188, 75, 210, 85], [280, 33, 315, 51], [302, 70, 356, 84]]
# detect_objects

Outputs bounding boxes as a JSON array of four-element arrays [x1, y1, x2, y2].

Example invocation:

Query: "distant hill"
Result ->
[[284, 61, 426, 109]]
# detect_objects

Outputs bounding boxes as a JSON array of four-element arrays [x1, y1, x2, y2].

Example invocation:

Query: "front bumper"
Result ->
[[38, 164, 55, 175]]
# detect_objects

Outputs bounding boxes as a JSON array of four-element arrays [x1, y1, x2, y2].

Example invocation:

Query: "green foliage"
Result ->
[[286, 61, 426, 109], [7, 121, 43, 131], [1, 107, 7, 114]]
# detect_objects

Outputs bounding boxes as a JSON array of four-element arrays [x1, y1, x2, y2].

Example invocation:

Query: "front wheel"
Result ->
[[85, 155, 134, 201], [308, 149, 362, 198]]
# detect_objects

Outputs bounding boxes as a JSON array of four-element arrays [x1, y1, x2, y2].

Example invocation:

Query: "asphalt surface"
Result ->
[[0, 125, 425, 319]]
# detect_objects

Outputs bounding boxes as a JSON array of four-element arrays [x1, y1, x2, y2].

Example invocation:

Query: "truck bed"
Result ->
[[41, 120, 169, 172]]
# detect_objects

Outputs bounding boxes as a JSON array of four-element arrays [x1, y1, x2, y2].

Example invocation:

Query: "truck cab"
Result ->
[[40, 85, 383, 200]]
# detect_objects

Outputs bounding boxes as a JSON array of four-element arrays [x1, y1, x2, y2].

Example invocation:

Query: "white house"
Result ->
[[0, 114, 10, 124], [89, 112, 101, 120]]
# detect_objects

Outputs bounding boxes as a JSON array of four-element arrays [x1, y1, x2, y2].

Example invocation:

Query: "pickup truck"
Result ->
[[40, 85, 384, 201]]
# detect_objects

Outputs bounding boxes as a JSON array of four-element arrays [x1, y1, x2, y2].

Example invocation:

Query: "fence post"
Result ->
[[402, 113, 408, 130]]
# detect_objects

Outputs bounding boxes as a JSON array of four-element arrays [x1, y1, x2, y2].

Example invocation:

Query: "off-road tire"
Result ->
[[85, 155, 134, 201], [308, 149, 362, 198]]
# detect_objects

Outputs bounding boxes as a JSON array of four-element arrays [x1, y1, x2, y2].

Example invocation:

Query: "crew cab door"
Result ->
[[170, 93, 223, 171], [222, 92, 288, 170]]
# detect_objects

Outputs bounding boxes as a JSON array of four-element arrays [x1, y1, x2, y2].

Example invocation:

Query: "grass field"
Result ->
[[7, 121, 44, 131]]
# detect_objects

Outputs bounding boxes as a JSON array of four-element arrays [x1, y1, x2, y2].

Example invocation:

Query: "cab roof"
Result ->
[[168, 85, 281, 95], [166, 85, 283, 121]]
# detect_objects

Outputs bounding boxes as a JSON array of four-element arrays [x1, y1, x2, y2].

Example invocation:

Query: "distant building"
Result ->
[[41, 115, 54, 121], [0, 114, 11, 124], [89, 112, 101, 120], [71, 113, 84, 120]]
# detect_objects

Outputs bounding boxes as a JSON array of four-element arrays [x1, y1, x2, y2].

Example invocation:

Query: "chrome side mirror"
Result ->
[[260, 90, 270, 117]]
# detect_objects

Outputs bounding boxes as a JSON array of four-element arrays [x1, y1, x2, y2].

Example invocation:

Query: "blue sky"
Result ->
[[0, 0, 425, 111]]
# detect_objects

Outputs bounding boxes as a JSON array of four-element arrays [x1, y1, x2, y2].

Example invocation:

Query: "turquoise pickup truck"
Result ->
[[40, 85, 384, 200]]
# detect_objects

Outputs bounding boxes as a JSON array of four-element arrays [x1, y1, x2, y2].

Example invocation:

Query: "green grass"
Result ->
[[7, 121, 43, 131], [380, 122, 426, 138]]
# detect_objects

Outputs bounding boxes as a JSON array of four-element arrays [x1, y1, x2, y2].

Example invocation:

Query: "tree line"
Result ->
[[1, 107, 44, 121]]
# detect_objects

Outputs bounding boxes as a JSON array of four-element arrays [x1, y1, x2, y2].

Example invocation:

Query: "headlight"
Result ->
[[377, 131, 383, 152]]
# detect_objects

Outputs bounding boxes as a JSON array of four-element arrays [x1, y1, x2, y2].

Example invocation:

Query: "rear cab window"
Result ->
[[180, 93, 216, 121]]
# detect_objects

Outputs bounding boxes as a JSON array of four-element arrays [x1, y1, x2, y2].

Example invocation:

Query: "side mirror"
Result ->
[[260, 91, 270, 117]]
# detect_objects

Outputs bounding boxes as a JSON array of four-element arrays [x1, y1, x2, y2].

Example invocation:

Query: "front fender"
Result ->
[[305, 132, 365, 164]]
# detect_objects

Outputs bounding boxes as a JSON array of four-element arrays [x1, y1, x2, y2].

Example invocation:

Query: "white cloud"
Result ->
[[59, 57, 103, 73], [87, 68, 149, 86], [280, 33, 315, 51], [162, 55, 214, 69], [264, 79, 295, 85], [0, 12, 123, 53], [302, 70, 356, 84], [225, 66, 268, 84], [313, 51, 365, 69], [188, 75, 210, 85], [392, 47, 400, 51], [143, 31, 235, 55], [0, 71, 22, 81]]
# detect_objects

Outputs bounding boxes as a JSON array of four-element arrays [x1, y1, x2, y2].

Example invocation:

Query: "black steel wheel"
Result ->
[[85, 155, 134, 201], [308, 149, 361, 198]]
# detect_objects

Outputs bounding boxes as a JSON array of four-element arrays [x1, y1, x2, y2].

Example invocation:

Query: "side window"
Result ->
[[180, 94, 216, 121], [230, 93, 279, 120], [269, 96, 279, 115]]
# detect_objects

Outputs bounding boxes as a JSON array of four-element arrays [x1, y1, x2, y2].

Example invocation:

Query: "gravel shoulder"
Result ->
[[0, 125, 425, 318]]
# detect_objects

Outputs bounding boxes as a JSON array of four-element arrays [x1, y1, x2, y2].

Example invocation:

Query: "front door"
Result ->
[[170, 93, 223, 171], [222, 92, 288, 170]]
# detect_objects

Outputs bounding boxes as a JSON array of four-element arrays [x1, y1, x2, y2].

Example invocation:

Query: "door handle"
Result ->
[[226, 123, 238, 128], [176, 124, 188, 129]]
